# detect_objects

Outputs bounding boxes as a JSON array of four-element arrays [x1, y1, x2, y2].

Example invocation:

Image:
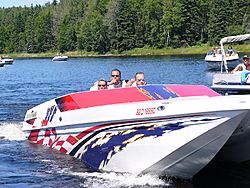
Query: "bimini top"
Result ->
[[220, 34, 250, 45], [56, 84, 220, 112]]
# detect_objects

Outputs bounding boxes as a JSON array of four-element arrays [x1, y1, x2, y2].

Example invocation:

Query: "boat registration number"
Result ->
[[136, 107, 156, 115]]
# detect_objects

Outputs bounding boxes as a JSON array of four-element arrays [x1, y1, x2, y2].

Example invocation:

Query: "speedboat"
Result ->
[[1, 57, 14, 65], [52, 55, 68, 61], [205, 48, 239, 70], [23, 84, 250, 179], [211, 34, 250, 95], [205, 49, 239, 62]]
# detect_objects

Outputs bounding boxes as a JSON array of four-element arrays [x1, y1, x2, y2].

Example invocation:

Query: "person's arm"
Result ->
[[231, 64, 240, 74], [107, 79, 116, 86], [125, 79, 135, 87], [93, 80, 98, 85]]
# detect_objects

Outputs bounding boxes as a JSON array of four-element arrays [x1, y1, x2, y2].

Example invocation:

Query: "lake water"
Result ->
[[1, 55, 250, 188]]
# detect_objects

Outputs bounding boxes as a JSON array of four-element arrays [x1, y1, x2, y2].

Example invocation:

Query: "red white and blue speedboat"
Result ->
[[23, 84, 250, 178]]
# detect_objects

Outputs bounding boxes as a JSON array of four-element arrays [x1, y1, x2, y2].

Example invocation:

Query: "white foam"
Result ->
[[0, 122, 25, 141], [72, 172, 170, 187]]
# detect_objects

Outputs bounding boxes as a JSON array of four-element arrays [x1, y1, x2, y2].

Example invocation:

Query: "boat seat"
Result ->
[[213, 73, 241, 85], [213, 71, 250, 85]]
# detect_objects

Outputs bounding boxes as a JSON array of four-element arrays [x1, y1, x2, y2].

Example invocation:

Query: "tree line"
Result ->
[[0, 0, 250, 54]]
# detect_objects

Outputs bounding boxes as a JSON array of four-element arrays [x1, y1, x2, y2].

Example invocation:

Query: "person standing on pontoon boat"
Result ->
[[231, 55, 250, 74]]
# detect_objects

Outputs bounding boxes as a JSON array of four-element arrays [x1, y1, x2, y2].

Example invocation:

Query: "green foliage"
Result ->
[[0, 0, 249, 54]]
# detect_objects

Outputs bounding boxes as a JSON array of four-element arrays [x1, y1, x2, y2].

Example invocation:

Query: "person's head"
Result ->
[[243, 55, 249, 64], [243, 55, 249, 66], [228, 46, 232, 49], [135, 72, 146, 86], [110, 69, 121, 85], [97, 79, 108, 90]]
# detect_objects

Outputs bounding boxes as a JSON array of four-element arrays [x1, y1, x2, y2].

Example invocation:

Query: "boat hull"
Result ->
[[23, 109, 245, 178], [215, 110, 250, 162], [52, 55, 68, 61], [2, 58, 14, 65], [205, 54, 239, 62]]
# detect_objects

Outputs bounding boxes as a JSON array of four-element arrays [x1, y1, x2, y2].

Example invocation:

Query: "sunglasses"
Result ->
[[98, 85, 107, 87], [111, 75, 120, 77], [137, 79, 145, 81]]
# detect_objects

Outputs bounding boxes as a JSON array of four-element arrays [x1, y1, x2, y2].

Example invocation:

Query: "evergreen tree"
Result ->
[[25, 15, 36, 53], [103, 0, 119, 52], [77, 0, 108, 53], [34, 11, 55, 52], [0, 26, 7, 53], [207, 0, 231, 45], [180, 0, 208, 46], [57, 15, 77, 52], [142, 0, 164, 48], [160, 0, 184, 47], [130, 0, 146, 48], [116, 0, 136, 52], [0, 0, 249, 54]]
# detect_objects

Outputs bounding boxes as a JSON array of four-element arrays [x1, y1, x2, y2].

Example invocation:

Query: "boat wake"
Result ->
[[71, 171, 170, 187], [0, 122, 25, 140]]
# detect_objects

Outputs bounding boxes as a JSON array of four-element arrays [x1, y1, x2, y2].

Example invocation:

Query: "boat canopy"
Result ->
[[220, 34, 250, 45], [219, 34, 250, 73]]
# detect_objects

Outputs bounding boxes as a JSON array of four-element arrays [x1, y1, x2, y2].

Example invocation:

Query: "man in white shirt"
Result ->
[[126, 72, 146, 87], [107, 69, 127, 89], [90, 69, 127, 91]]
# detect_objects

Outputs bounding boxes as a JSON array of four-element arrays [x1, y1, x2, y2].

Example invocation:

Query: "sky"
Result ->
[[1, 0, 55, 8]]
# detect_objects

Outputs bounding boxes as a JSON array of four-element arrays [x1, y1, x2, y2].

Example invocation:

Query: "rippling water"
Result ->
[[1, 55, 250, 187]]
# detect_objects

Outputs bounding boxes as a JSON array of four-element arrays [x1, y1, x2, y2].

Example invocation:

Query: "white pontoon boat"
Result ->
[[211, 34, 250, 95], [23, 84, 250, 179]]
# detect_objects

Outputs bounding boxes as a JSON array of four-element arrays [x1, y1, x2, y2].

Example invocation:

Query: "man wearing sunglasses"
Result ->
[[90, 69, 127, 91], [126, 72, 146, 87], [107, 69, 128, 89]]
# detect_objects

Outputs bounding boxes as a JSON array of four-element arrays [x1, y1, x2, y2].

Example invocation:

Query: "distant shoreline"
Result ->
[[2, 44, 250, 58]]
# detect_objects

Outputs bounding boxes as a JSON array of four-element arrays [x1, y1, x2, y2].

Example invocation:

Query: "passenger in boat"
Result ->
[[227, 46, 234, 56], [211, 47, 216, 57], [126, 72, 146, 87], [231, 55, 250, 74], [107, 69, 128, 89], [90, 69, 128, 91], [97, 79, 108, 90]]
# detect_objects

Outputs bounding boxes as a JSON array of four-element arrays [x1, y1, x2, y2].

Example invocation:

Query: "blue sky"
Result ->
[[1, 0, 55, 8]]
